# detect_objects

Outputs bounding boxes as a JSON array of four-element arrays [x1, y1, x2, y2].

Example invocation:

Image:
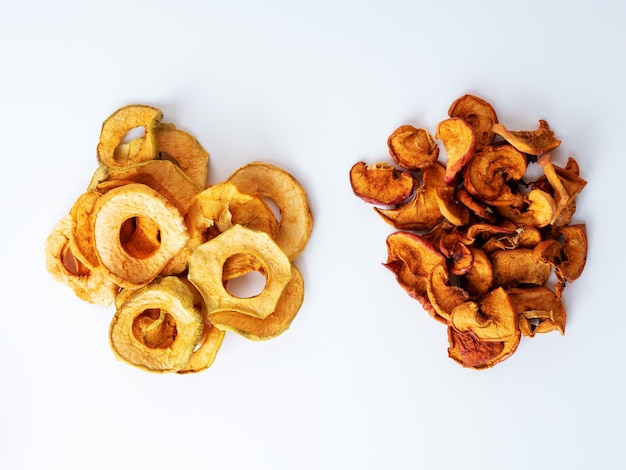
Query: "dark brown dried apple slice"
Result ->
[[448, 94, 498, 150]]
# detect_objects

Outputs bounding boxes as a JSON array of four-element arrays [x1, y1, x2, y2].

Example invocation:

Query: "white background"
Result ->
[[1, 1, 624, 469]]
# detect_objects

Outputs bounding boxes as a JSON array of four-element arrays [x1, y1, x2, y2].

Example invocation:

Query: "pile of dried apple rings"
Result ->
[[350, 94, 587, 369], [45, 105, 313, 374]]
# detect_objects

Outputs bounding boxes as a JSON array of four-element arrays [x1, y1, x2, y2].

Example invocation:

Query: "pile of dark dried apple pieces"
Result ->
[[349, 94, 588, 369]]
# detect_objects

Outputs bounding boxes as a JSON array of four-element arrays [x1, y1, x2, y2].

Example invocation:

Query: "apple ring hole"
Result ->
[[61, 244, 90, 277], [113, 126, 146, 164], [132, 308, 177, 349], [262, 196, 282, 223], [223, 255, 268, 299], [119, 216, 161, 259]]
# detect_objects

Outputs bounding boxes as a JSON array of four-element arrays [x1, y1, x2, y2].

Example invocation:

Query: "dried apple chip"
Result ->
[[110, 276, 204, 373], [448, 94, 498, 150], [93, 183, 189, 287], [384, 231, 446, 308], [155, 125, 210, 188], [349, 93, 588, 369], [97, 105, 163, 170], [375, 161, 445, 230], [349, 161, 415, 205], [177, 322, 225, 374], [188, 224, 292, 319], [450, 287, 517, 342], [45, 215, 119, 307], [209, 263, 305, 341], [228, 162, 313, 261], [387, 125, 439, 171], [463, 144, 526, 207], [490, 248, 551, 288], [492, 119, 561, 155], [436, 117, 476, 184]]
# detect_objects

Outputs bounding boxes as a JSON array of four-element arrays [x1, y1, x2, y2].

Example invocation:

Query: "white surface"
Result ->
[[1, 1, 624, 469]]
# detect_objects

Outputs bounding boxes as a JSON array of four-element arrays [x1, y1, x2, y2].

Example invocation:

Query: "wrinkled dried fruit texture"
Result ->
[[349, 93, 588, 369], [387, 125, 439, 171], [209, 263, 305, 340], [448, 327, 520, 370], [184, 181, 279, 270], [448, 94, 498, 150], [435, 118, 476, 184], [45, 215, 119, 307], [155, 126, 210, 189], [228, 162, 313, 261], [507, 286, 565, 337], [93, 183, 189, 287], [463, 144, 526, 207], [99, 159, 202, 213], [492, 119, 561, 155], [375, 161, 445, 230], [384, 231, 446, 310], [490, 249, 551, 288], [450, 288, 517, 342], [110, 277, 204, 373], [177, 323, 225, 374], [97, 105, 163, 170], [350, 161, 415, 205], [188, 224, 292, 319]]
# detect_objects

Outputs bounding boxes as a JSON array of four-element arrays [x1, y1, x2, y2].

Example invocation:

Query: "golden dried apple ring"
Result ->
[[188, 224, 292, 319], [110, 277, 204, 373], [45, 215, 119, 307], [68, 190, 101, 270], [155, 125, 210, 189], [209, 263, 304, 341], [93, 183, 189, 287], [100, 159, 202, 213], [177, 322, 225, 374], [97, 105, 163, 170], [228, 162, 313, 260]]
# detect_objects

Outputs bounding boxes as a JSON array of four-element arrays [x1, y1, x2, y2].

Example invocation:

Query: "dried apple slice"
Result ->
[[68, 190, 101, 270], [177, 322, 225, 374], [45, 215, 119, 307], [435, 117, 476, 184], [110, 276, 204, 373], [447, 328, 504, 369], [155, 125, 210, 188], [93, 183, 189, 287], [349, 161, 415, 205], [462, 247, 493, 298], [184, 181, 279, 258], [188, 224, 292, 319], [434, 186, 470, 226], [387, 125, 439, 171], [438, 229, 473, 275], [492, 119, 561, 155], [99, 159, 202, 213], [97, 105, 163, 170], [384, 231, 446, 308], [209, 263, 305, 340], [426, 265, 469, 324], [489, 248, 551, 288], [450, 287, 517, 342], [463, 144, 526, 207], [448, 94, 498, 150], [228, 162, 313, 261], [495, 189, 556, 228], [506, 286, 566, 337], [557, 224, 587, 282], [374, 161, 445, 230]]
